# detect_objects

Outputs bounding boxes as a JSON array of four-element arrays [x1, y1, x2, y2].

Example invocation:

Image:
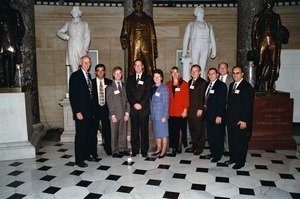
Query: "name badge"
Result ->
[[104, 85, 107, 88], [175, 88, 180, 92], [155, 92, 160, 97], [210, 90, 215, 94], [235, 90, 240, 94], [138, 80, 144, 85], [114, 90, 120, 95], [190, 85, 194, 89]]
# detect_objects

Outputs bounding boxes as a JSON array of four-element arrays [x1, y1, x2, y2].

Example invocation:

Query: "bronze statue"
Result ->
[[0, 0, 25, 87], [120, 0, 158, 76], [251, 0, 289, 92]]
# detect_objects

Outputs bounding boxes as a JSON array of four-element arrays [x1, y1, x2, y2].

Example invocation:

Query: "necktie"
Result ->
[[220, 76, 224, 82], [191, 79, 195, 86], [118, 82, 124, 108], [99, 80, 105, 106], [136, 74, 140, 87], [86, 72, 92, 98], [204, 83, 212, 110], [232, 83, 237, 94]]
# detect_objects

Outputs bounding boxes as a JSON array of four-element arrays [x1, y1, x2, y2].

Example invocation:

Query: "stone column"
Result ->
[[236, 0, 261, 82]]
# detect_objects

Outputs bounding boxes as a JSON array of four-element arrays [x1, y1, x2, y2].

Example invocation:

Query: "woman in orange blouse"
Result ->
[[166, 66, 189, 156]]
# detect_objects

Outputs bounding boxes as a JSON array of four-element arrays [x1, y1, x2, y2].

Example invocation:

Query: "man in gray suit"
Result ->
[[218, 62, 233, 157], [106, 66, 130, 158]]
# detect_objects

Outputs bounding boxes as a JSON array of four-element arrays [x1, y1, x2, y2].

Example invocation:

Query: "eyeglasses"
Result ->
[[232, 72, 241, 75]]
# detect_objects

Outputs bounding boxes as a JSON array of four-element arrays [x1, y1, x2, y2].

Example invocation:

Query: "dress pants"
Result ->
[[169, 116, 188, 148], [130, 111, 149, 154], [187, 115, 205, 152], [75, 118, 91, 163], [206, 120, 225, 159], [110, 118, 127, 153]]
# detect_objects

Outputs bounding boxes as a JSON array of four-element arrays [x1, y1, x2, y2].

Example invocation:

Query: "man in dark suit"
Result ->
[[186, 64, 208, 156], [225, 66, 254, 170], [69, 55, 93, 168], [218, 62, 234, 156], [204, 68, 227, 163], [91, 64, 112, 157], [126, 59, 153, 157]]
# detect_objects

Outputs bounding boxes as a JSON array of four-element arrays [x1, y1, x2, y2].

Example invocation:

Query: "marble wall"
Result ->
[[34, 5, 300, 130]]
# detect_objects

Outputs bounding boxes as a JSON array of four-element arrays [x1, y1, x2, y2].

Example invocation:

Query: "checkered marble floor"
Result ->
[[1, 141, 300, 199]]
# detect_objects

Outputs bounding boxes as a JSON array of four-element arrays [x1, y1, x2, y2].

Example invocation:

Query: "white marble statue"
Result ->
[[57, 6, 91, 73], [182, 6, 216, 78]]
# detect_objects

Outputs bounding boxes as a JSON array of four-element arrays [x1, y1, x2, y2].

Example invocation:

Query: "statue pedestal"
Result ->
[[59, 98, 75, 142], [0, 90, 36, 161], [250, 92, 296, 149], [182, 57, 192, 82]]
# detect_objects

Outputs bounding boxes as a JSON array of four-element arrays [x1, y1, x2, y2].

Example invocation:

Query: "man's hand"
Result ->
[[237, 121, 247, 129], [215, 116, 222, 124], [76, 112, 83, 120], [196, 109, 203, 117], [134, 103, 142, 110], [112, 116, 118, 123]]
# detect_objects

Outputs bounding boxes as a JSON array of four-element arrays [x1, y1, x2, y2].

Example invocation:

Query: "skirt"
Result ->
[[152, 119, 169, 138]]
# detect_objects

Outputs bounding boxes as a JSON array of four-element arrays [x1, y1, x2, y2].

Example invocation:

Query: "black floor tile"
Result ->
[[60, 154, 72, 159], [279, 173, 295, 179], [217, 162, 228, 167], [196, 167, 209, 173], [106, 174, 121, 181], [7, 193, 26, 199], [271, 160, 284, 164], [173, 173, 186, 179], [179, 160, 191, 164], [84, 193, 102, 199], [70, 170, 84, 176], [133, 169, 147, 175], [38, 166, 52, 171], [54, 143, 64, 146], [239, 187, 255, 195], [265, 150, 276, 153], [97, 165, 110, 170], [76, 180, 92, 187], [36, 151, 46, 156], [250, 153, 262, 157], [57, 148, 68, 152], [6, 181, 24, 188], [260, 180, 276, 187], [255, 165, 268, 170], [36, 158, 49, 163], [215, 196, 230, 199], [158, 164, 170, 169], [40, 175, 56, 181], [117, 186, 133, 193], [147, 179, 161, 186], [290, 192, 300, 199], [216, 177, 229, 183], [122, 161, 135, 166], [8, 170, 23, 176], [43, 186, 61, 194], [286, 155, 298, 159], [199, 155, 207, 159], [65, 162, 76, 166], [236, 171, 250, 176], [163, 191, 179, 198], [9, 162, 23, 167], [145, 157, 156, 161], [191, 183, 206, 191], [296, 167, 300, 172]]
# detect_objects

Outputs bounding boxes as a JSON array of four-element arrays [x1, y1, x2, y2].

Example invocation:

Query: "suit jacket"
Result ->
[[69, 68, 93, 120], [166, 80, 189, 117], [188, 77, 208, 118], [224, 74, 234, 90], [226, 79, 254, 128], [106, 81, 130, 120], [205, 79, 227, 122], [150, 84, 169, 121], [91, 77, 113, 117], [126, 72, 153, 115]]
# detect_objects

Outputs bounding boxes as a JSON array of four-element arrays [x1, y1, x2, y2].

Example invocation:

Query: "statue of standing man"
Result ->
[[57, 6, 90, 73], [120, 0, 158, 76], [182, 6, 216, 79], [251, 0, 289, 92], [0, 0, 25, 87]]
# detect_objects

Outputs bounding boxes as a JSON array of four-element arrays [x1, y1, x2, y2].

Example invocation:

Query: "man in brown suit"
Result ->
[[186, 64, 208, 155]]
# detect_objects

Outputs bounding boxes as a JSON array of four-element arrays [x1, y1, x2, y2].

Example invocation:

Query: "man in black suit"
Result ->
[[91, 64, 113, 157], [186, 64, 207, 156], [126, 59, 153, 157], [204, 68, 227, 163], [69, 55, 93, 168], [225, 66, 254, 170]]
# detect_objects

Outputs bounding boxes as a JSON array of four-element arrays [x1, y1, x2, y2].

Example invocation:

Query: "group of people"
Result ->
[[69, 55, 254, 170]]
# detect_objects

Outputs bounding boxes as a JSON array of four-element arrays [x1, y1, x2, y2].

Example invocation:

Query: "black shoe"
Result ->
[[223, 151, 230, 157], [211, 158, 220, 163], [176, 146, 182, 154], [185, 147, 195, 153], [158, 152, 166, 159], [112, 153, 123, 158], [142, 153, 147, 157], [193, 150, 202, 156], [232, 164, 244, 170], [86, 156, 94, 162], [131, 153, 137, 157], [151, 151, 161, 156], [225, 160, 235, 165], [205, 154, 213, 159], [171, 148, 177, 156], [120, 150, 130, 156], [76, 162, 88, 168]]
